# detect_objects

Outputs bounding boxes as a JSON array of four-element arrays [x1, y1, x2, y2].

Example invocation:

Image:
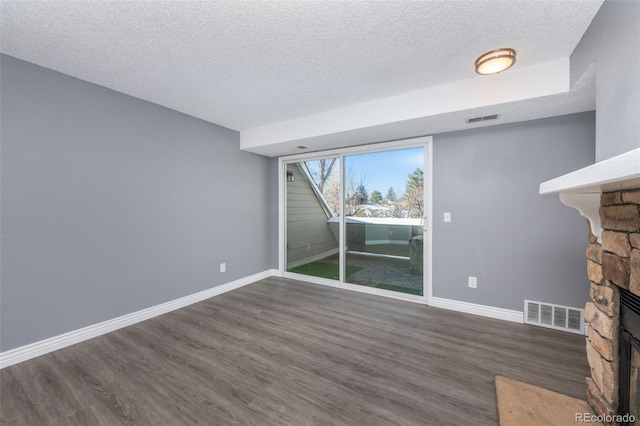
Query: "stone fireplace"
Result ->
[[584, 189, 640, 424], [539, 148, 640, 425]]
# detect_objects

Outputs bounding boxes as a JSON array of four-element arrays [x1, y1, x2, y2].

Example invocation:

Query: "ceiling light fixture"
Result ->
[[475, 48, 516, 75]]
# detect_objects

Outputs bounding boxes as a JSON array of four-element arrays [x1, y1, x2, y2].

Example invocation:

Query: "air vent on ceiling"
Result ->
[[466, 114, 499, 124], [524, 300, 584, 334]]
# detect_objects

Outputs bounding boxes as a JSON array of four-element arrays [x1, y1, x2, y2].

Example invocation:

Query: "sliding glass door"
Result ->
[[283, 139, 429, 300], [343, 147, 424, 295]]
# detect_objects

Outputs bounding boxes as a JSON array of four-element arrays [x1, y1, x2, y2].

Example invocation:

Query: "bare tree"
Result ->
[[306, 159, 337, 193], [305, 161, 377, 217], [344, 168, 370, 216], [323, 172, 341, 216], [322, 166, 371, 217]]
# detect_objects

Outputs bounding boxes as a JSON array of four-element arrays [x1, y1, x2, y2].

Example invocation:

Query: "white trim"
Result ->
[[0, 268, 533, 370], [559, 193, 602, 242], [431, 297, 524, 323], [539, 148, 640, 248], [0, 269, 277, 369], [279, 136, 433, 304], [425, 139, 434, 305], [286, 248, 339, 269], [539, 148, 640, 195], [279, 160, 285, 274], [284, 272, 524, 324], [281, 137, 433, 162], [339, 155, 346, 284], [283, 271, 428, 304]]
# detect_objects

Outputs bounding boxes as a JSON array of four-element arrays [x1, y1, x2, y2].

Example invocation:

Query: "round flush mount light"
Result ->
[[475, 48, 516, 75]]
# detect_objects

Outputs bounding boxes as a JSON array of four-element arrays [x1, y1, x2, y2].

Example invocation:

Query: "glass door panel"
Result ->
[[285, 158, 341, 280], [343, 147, 424, 295]]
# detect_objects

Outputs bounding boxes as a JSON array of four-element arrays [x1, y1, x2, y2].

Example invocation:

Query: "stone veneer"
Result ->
[[585, 189, 640, 425]]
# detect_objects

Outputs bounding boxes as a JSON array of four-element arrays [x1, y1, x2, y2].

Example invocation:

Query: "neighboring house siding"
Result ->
[[286, 164, 338, 268]]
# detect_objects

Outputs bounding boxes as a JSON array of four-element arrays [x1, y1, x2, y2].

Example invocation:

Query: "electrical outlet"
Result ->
[[468, 276, 477, 288], [220, 263, 226, 273], [444, 212, 452, 222]]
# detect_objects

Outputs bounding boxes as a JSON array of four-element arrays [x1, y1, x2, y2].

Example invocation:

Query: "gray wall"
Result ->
[[0, 55, 276, 352], [433, 112, 595, 311], [571, 0, 640, 161]]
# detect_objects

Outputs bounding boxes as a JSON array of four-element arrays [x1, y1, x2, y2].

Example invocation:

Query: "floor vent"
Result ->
[[524, 300, 584, 334]]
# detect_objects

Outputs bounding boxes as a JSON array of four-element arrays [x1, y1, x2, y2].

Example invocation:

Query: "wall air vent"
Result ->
[[524, 300, 584, 334], [466, 114, 499, 124]]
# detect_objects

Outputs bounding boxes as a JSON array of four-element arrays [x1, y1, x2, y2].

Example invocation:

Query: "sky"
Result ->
[[344, 146, 424, 197]]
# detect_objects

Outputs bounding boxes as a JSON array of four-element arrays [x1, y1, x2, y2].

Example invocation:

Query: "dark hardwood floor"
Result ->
[[0, 277, 589, 425]]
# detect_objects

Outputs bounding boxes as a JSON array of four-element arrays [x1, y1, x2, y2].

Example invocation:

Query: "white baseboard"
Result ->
[[284, 274, 522, 323], [0, 269, 277, 369], [431, 297, 524, 323], [1, 272, 526, 368], [283, 271, 429, 305]]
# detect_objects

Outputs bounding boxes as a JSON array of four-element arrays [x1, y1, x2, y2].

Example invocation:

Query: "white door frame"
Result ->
[[278, 136, 433, 305]]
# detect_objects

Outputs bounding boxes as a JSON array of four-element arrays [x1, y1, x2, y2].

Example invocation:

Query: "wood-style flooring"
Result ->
[[0, 277, 589, 425]]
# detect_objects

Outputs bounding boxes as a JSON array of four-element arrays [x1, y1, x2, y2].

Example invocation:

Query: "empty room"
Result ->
[[1, 0, 639, 425]]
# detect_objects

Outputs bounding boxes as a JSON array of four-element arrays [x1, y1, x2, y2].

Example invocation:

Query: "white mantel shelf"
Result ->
[[539, 148, 640, 242], [540, 148, 640, 195]]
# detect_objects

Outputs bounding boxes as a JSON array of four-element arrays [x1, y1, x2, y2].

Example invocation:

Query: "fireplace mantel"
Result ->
[[540, 148, 640, 195], [540, 148, 640, 242]]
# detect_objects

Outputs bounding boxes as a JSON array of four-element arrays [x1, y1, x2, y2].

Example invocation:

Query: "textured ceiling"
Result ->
[[1, 0, 603, 138]]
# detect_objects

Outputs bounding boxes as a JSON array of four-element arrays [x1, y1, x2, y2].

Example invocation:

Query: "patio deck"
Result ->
[[320, 251, 423, 295], [346, 252, 423, 295]]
